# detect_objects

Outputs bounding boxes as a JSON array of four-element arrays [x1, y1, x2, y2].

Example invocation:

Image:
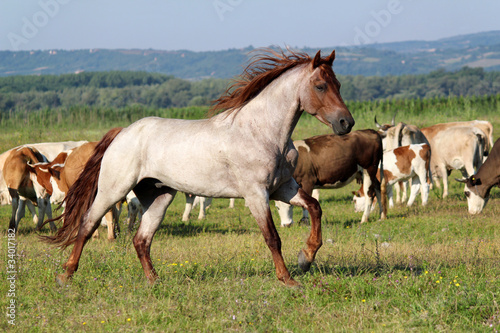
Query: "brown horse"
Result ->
[[42, 49, 354, 287]]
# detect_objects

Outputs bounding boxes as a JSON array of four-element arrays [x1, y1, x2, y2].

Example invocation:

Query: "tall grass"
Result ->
[[1, 95, 499, 332]]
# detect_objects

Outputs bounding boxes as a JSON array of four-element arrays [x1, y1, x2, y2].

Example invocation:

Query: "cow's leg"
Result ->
[[198, 197, 212, 220], [361, 172, 373, 223], [302, 189, 319, 221], [271, 178, 322, 281], [407, 176, 421, 207], [127, 199, 141, 232], [26, 200, 38, 225], [36, 197, 56, 231], [275, 201, 294, 227], [229, 198, 235, 208], [104, 210, 116, 240], [395, 182, 401, 204], [133, 182, 176, 284], [400, 181, 408, 203], [182, 193, 194, 222], [438, 165, 449, 198], [44, 198, 56, 232], [9, 189, 20, 231], [387, 185, 394, 208]]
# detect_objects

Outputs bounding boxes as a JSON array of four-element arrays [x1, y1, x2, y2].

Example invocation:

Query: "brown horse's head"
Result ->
[[299, 50, 354, 135]]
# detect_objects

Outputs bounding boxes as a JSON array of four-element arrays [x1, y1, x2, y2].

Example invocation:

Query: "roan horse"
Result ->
[[42, 49, 354, 287]]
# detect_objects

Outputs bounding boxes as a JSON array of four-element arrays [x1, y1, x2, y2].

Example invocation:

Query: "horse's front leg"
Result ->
[[246, 191, 298, 287], [272, 179, 322, 274]]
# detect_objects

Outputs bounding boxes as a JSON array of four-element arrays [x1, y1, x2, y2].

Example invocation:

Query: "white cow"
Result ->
[[429, 126, 485, 198]]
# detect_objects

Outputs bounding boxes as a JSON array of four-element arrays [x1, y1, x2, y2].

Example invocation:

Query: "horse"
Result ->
[[42, 49, 354, 287]]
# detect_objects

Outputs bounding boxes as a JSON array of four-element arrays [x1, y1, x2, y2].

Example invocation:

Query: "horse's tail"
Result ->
[[40, 127, 123, 249]]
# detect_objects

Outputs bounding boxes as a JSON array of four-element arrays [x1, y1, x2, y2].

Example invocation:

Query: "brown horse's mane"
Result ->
[[209, 48, 330, 117]]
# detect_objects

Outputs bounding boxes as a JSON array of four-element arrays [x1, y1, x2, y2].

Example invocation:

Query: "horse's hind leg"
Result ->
[[57, 195, 126, 285], [133, 180, 177, 284]]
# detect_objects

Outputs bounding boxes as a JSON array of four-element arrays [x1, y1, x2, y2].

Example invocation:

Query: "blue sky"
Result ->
[[1, 0, 500, 51]]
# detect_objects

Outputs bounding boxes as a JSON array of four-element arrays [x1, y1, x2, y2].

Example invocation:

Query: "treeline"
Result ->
[[1, 68, 500, 113]]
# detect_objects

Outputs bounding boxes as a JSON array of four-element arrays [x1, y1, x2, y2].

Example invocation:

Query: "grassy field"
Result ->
[[1, 98, 500, 332]]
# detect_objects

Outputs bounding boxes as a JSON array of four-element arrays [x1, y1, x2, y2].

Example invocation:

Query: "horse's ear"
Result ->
[[312, 50, 321, 69], [326, 50, 336, 66]]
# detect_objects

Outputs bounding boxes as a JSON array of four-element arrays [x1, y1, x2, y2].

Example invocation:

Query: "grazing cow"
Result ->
[[2, 147, 55, 231], [353, 144, 432, 212], [28, 139, 141, 239], [429, 126, 485, 198], [456, 138, 500, 214], [0, 140, 87, 228], [275, 129, 386, 226]]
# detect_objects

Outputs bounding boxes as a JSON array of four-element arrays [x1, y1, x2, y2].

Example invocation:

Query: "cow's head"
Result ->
[[456, 176, 490, 214]]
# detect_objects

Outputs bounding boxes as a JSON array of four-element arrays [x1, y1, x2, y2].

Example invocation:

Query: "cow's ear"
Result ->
[[49, 168, 61, 180]]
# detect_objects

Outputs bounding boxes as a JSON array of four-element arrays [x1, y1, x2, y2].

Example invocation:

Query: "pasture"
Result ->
[[1, 98, 500, 332]]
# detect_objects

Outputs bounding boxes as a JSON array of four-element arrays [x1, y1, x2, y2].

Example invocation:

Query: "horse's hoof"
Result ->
[[282, 277, 302, 288], [298, 250, 312, 272], [55, 274, 69, 287]]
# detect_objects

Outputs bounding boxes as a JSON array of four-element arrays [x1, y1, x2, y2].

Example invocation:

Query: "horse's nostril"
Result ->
[[340, 118, 348, 129]]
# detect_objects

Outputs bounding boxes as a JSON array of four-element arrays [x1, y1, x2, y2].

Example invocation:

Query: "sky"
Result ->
[[1, 0, 500, 52]]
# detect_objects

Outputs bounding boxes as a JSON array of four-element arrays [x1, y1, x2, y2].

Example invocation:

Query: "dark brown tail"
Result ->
[[40, 127, 123, 248]]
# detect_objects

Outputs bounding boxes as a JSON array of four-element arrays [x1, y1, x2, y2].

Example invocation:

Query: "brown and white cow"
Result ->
[[456, 138, 500, 214], [275, 129, 387, 226], [0, 140, 87, 229], [2, 146, 55, 232], [353, 143, 432, 212], [376, 120, 429, 203], [28, 141, 142, 239]]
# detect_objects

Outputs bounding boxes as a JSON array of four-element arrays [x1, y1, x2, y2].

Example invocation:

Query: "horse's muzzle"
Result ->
[[332, 117, 355, 135]]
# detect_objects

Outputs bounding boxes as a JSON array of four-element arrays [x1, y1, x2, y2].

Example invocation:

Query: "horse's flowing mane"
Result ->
[[209, 48, 314, 116]]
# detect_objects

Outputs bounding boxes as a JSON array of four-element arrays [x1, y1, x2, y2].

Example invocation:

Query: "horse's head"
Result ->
[[300, 50, 354, 135]]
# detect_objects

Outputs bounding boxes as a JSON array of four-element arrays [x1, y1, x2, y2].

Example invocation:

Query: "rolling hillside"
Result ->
[[1, 31, 500, 79]]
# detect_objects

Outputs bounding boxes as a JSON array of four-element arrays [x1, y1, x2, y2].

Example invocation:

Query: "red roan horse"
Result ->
[[42, 49, 354, 287]]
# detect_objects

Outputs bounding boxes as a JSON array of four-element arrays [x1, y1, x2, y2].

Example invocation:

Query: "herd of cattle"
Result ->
[[1, 116, 499, 236]]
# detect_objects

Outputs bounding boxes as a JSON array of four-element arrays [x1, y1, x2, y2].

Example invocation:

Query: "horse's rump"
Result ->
[[40, 127, 123, 248]]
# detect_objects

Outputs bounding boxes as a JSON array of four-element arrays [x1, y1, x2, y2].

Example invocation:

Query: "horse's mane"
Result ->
[[209, 48, 315, 117]]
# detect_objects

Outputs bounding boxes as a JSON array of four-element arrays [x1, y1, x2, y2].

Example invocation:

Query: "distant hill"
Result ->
[[1, 31, 500, 79]]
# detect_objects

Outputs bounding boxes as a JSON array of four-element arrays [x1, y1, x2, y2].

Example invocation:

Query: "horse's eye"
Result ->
[[315, 84, 326, 92], [465, 191, 470, 198]]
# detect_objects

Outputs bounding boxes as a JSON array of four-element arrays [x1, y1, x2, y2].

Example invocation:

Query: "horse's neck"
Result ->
[[231, 66, 305, 149]]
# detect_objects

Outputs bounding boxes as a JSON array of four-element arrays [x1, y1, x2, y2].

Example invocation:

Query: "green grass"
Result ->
[[1, 98, 500, 332]]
